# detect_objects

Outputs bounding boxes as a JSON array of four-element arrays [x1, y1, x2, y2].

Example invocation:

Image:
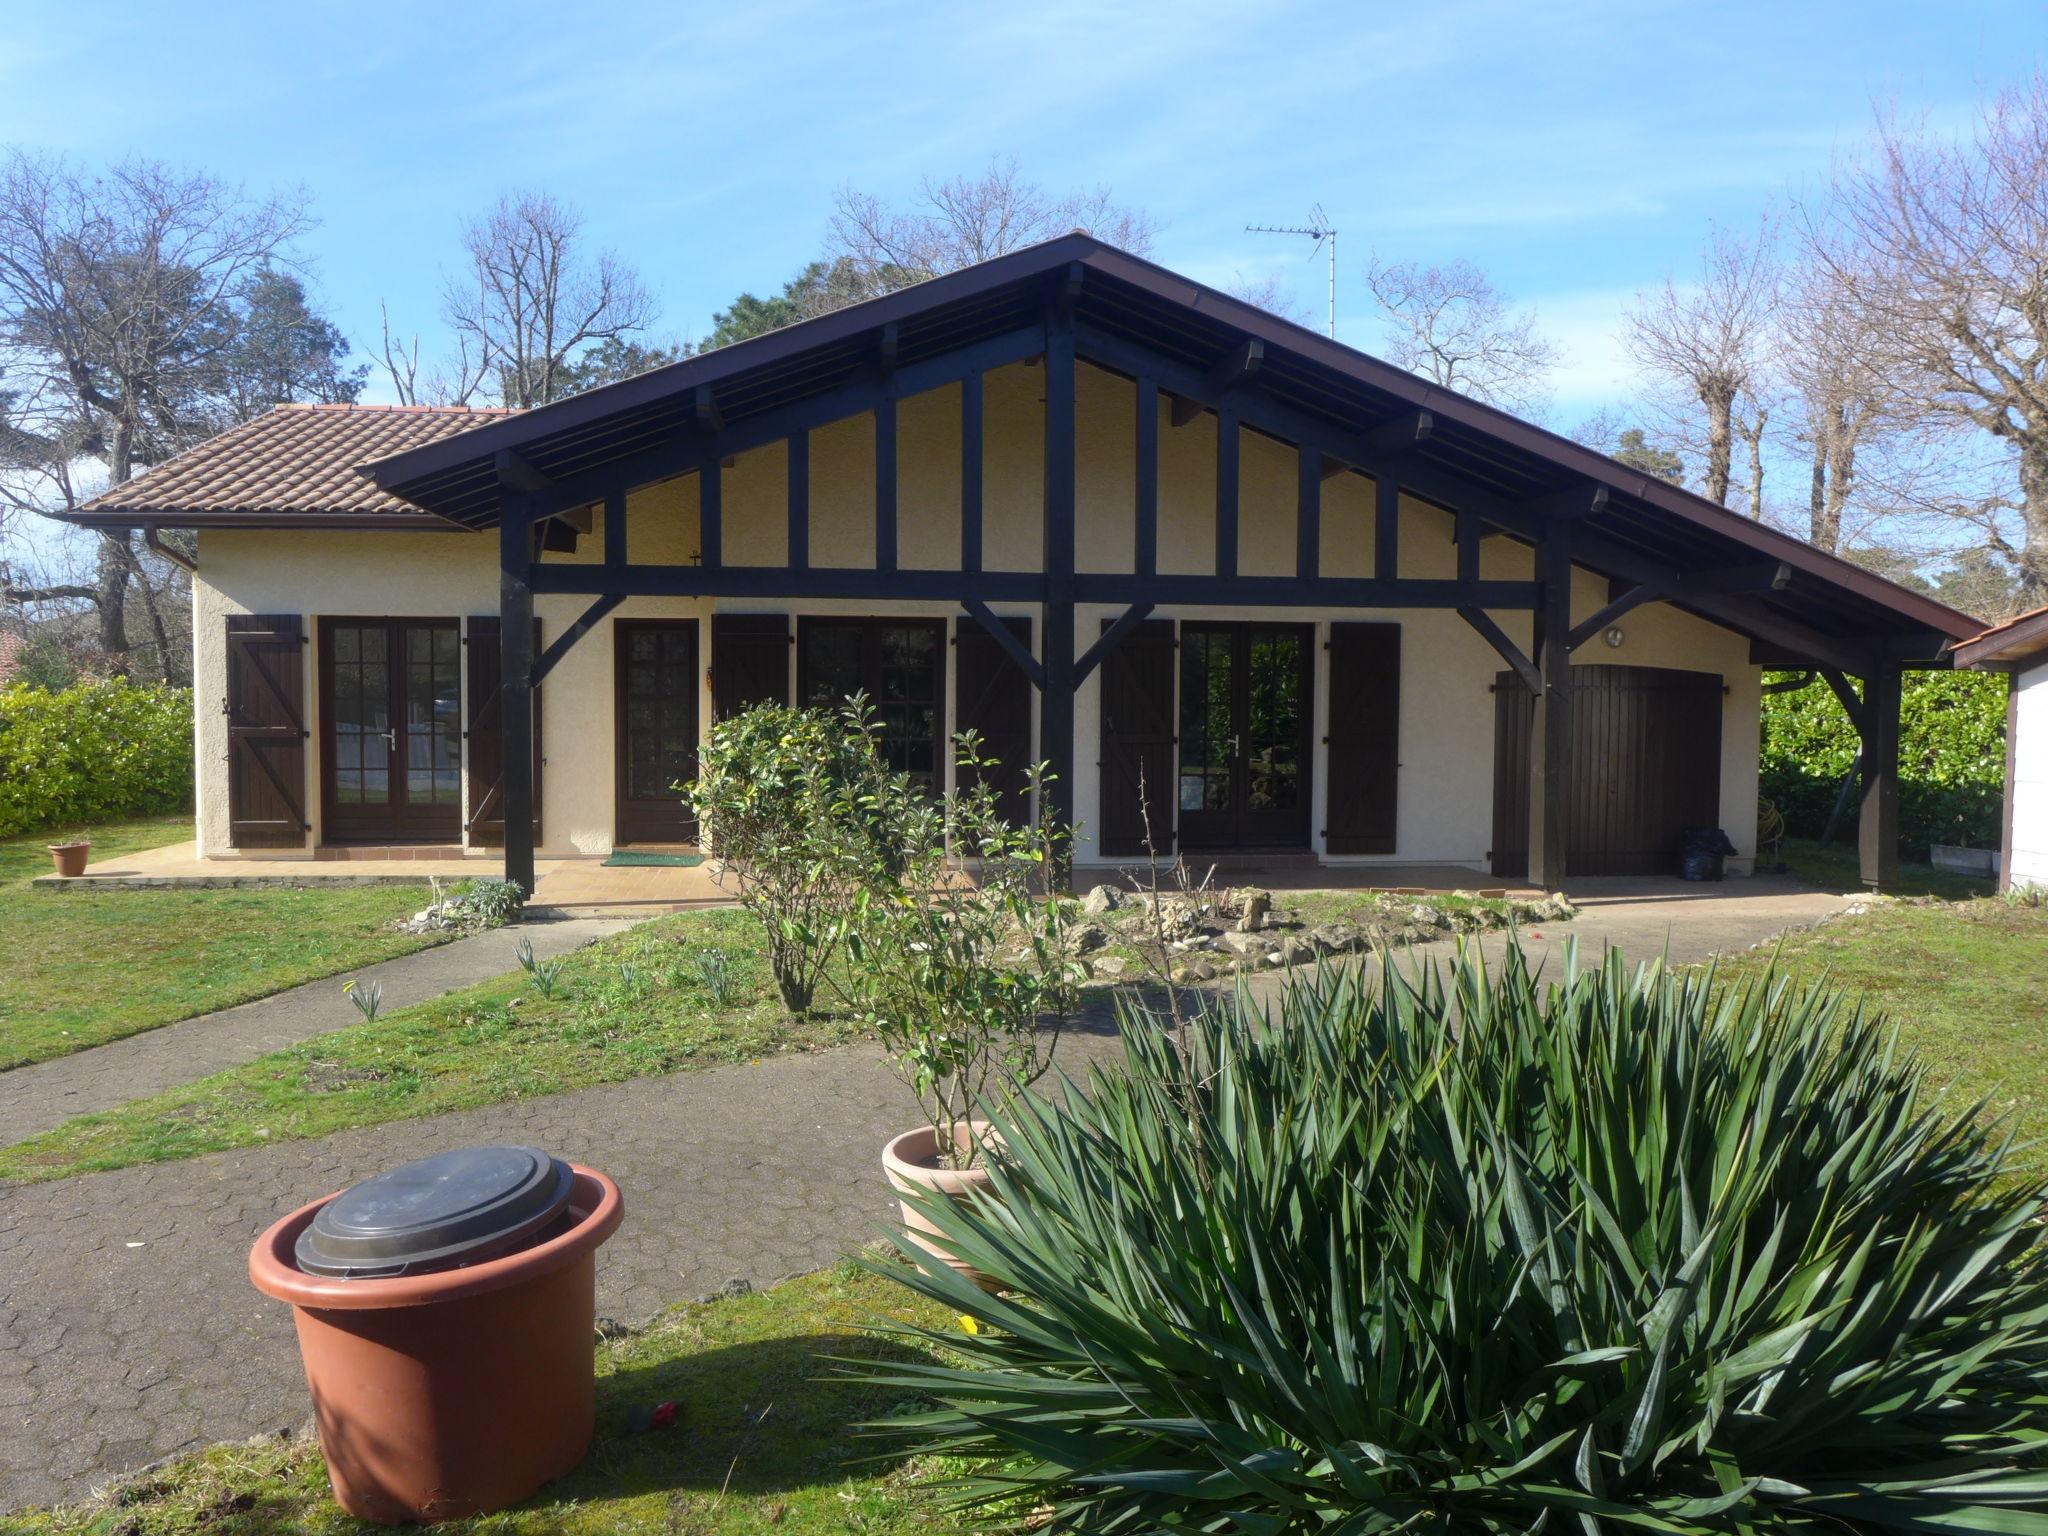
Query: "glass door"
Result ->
[[1178, 622, 1312, 850], [614, 620, 701, 844], [320, 618, 461, 842]]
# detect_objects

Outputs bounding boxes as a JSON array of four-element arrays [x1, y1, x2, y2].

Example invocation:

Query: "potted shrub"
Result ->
[[826, 714, 1077, 1281], [47, 825, 90, 877]]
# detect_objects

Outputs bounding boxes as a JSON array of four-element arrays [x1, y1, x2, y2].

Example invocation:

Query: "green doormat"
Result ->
[[601, 851, 706, 868]]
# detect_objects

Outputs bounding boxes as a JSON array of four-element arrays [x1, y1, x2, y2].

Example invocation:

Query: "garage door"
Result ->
[[1490, 665, 1723, 878]]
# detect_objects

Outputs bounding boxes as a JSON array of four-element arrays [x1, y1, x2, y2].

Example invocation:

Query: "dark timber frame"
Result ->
[[347, 238, 1975, 897]]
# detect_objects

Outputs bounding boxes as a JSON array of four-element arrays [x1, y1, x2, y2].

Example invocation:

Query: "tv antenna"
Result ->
[[1246, 205, 1337, 338]]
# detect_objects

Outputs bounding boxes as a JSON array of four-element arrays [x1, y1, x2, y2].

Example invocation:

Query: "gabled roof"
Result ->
[[1955, 604, 2048, 671], [68, 404, 512, 528], [358, 232, 1980, 652]]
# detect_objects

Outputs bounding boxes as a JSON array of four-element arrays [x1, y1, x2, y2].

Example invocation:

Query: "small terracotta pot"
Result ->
[[47, 841, 89, 878], [249, 1165, 624, 1525], [882, 1123, 1002, 1289]]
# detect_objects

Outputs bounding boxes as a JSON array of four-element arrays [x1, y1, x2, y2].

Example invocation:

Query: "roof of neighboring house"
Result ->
[[66, 404, 515, 529], [1954, 604, 2048, 671], [0, 630, 22, 685]]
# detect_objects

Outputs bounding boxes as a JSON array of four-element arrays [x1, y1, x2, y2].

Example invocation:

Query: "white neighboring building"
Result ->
[[1957, 606, 2048, 892]]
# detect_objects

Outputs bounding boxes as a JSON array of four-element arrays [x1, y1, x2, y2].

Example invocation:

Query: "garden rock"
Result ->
[[1090, 954, 1128, 979], [1235, 891, 1272, 933], [1219, 931, 1268, 960], [1080, 884, 1122, 917], [1067, 923, 1108, 955]]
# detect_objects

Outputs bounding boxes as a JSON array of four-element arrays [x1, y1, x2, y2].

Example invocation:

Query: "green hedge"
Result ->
[[0, 680, 194, 838], [1759, 669, 2006, 856]]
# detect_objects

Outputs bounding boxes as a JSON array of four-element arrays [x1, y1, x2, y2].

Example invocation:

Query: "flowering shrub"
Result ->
[[0, 679, 193, 837]]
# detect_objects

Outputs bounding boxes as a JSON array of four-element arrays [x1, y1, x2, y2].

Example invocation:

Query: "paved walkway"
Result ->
[[0, 876, 1853, 1513], [0, 915, 637, 1143]]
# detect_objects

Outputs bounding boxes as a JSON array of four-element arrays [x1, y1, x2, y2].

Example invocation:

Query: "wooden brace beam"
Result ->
[[1075, 602, 1156, 686], [962, 599, 1045, 691], [1459, 606, 1542, 693], [531, 593, 625, 686]]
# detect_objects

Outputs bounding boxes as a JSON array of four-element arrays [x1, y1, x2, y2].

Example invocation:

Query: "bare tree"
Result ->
[[1222, 271, 1311, 325], [0, 152, 306, 675], [440, 191, 654, 409], [827, 159, 1156, 301], [1363, 256, 1559, 412], [1624, 218, 1781, 508], [1822, 77, 2048, 602]]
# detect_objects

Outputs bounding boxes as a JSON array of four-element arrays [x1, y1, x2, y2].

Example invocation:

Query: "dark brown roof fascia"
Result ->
[[1954, 607, 2048, 670], [59, 508, 470, 532]]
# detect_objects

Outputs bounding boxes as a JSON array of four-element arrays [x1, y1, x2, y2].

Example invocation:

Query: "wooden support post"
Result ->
[[1456, 509, 1479, 584], [786, 433, 809, 571], [1134, 376, 1158, 578], [1858, 664, 1903, 891], [498, 493, 537, 896], [960, 372, 983, 573], [1529, 525, 1573, 890], [699, 457, 721, 569], [1296, 447, 1320, 580], [875, 392, 897, 574], [1375, 473, 1399, 580], [1215, 409, 1239, 580], [1041, 299, 1078, 851]]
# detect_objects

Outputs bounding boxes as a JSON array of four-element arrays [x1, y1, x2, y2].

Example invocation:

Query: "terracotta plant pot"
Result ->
[[47, 841, 89, 877], [249, 1165, 624, 1525], [882, 1122, 1002, 1288]]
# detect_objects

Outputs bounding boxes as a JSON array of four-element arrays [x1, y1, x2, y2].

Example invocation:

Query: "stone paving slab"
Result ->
[[0, 876, 1854, 1513], [0, 915, 637, 1143]]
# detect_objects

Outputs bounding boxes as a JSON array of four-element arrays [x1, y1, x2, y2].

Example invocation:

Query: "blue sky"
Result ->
[[1, 0, 2038, 431]]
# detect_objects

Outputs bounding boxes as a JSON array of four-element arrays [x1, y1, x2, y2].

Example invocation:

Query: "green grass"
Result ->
[[0, 908, 849, 1182], [1703, 896, 2048, 1152], [1773, 835, 1996, 902], [5, 1260, 959, 1536], [0, 817, 450, 1071]]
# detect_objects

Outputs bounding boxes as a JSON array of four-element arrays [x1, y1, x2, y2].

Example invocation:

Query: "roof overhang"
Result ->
[[1954, 607, 2048, 671], [331, 232, 1976, 664]]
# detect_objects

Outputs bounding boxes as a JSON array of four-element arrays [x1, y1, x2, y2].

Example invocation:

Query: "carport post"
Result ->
[[498, 494, 537, 898], [1857, 663, 1902, 891], [1526, 525, 1574, 890]]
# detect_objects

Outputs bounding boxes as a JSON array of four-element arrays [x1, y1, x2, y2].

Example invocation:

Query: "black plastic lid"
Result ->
[[294, 1145, 575, 1279]]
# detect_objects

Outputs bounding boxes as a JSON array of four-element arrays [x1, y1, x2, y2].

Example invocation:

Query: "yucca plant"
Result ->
[[859, 943, 2048, 1534]]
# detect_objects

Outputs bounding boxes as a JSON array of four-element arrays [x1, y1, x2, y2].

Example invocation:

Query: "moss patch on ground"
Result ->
[[6, 1261, 957, 1536], [0, 818, 448, 1071], [0, 908, 848, 1182]]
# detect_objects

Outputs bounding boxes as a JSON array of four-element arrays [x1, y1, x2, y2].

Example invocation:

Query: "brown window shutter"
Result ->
[[1097, 618, 1176, 857], [1325, 622, 1401, 856], [464, 616, 543, 847], [710, 614, 791, 720], [225, 614, 308, 849], [954, 615, 1034, 828]]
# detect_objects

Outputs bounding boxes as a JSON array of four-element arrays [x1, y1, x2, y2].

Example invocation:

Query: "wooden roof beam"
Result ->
[[1171, 338, 1263, 426]]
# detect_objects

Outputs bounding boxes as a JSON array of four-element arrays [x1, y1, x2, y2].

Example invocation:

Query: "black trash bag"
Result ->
[[1677, 827, 1739, 882]]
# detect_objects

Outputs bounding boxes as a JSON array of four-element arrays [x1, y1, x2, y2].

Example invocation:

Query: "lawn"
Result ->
[[1773, 834, 1997, 902], [7, 1259, 958, 1536], [0, 817, 453, 1071], [0, 907, 850, 1182], [1702, 894, 2048, 1153]]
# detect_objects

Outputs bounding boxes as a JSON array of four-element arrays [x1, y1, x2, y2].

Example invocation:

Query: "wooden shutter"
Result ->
[[954, 615, 1034, 827], [1098, 619, 1177, 858], [1490, 670, 1532, 879], [711, 614, 791, 719], [1325, 622, 1401, 855], [225, 614, 308, 848], [464, 616, 543, 847]]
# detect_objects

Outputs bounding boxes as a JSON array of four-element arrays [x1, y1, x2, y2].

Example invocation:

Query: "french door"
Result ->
[[614, 620, 701, 845], [1177, 622, 1313, 851], [319, 618, 463, 843], [798, 618, 947, 793]]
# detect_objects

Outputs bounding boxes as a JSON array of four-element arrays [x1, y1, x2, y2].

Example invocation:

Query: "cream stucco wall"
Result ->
[[190, 360, 1762, 872], [2011, 663, 2048, 890]]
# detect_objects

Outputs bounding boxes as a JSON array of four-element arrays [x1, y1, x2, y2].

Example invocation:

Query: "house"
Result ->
[[1955, 605, 2048, 891], [62, 235, 1981, 893]]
